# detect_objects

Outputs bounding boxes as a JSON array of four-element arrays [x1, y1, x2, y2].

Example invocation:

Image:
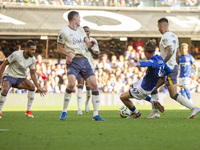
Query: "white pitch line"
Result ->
[[0, 129, 9, 131]]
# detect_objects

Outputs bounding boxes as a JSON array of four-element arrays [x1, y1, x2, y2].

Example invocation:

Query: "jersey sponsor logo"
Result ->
[[179, 62, 190, 66], [18, 65, 26, 72], [73, 38, 83, 44]]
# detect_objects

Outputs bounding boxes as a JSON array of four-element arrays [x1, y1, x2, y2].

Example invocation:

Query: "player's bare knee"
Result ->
[[89, 82, 98, 91], [67, 82, 75, 90], [2, 88, 10, 95], [28, 84, 35, 91]]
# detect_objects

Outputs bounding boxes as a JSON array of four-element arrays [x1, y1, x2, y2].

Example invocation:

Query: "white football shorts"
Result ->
[[179, 77, 191, 87], [129, 79, 153, 100]]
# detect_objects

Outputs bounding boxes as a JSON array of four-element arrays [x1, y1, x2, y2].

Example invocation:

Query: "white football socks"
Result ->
[[176, 95, 195, 110], [77, 88, 83, 111], [86, 89, 92, 104], [62, 92, 72, 113], [92, 95, 99, 116], [0, 94, 6, 113], [27, 90, 35, 111]]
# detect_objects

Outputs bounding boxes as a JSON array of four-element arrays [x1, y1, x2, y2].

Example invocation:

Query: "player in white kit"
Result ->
[[76, 26, 99, 115], [146, 18, 200, 119], [0, 40, 46, 119], [57, 11, 104, 121]]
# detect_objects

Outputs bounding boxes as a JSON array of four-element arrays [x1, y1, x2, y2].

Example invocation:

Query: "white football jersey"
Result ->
[[4, 50, 36, 78], [159, 31, 179, 69], [57, 26, 88, 59], [84, 37, 99, 70]]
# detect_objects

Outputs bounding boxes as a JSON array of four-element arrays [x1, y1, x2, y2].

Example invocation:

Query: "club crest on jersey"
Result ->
[[186, 58, 190, 61], [158, 60, 163, 64], [162, 39, 168, 44]]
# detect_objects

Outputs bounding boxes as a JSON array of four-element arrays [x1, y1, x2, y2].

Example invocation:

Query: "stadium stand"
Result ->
[[0, 2, 200, 95]]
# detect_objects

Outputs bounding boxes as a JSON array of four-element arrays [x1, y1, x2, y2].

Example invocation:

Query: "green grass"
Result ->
[[0, 110, 200, 150]]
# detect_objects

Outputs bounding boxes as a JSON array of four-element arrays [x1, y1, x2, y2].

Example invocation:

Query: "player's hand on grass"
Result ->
[[37, 87, 47, 97]]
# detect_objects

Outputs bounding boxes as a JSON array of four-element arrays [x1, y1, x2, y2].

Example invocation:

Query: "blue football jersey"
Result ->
[[141, 55, 170, 91], [178, 54, 194, 78]]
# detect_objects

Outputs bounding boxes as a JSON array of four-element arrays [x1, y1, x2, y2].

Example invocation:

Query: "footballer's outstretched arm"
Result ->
[[127, 61, 152, 67], [30, 69, 46, 97], [163, 45, 173, 63]]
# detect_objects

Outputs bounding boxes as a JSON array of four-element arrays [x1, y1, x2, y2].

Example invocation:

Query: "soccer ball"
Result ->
[[118, 106, 131, 118]]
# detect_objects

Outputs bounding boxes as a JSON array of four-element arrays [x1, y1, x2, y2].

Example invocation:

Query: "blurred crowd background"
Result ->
[[1, 38, 200, 95], [0, 0, 200, 9]]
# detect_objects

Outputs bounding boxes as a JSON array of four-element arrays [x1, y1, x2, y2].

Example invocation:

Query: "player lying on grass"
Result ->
[[120, 39, 171, 119], [0, 40, 46, 119]]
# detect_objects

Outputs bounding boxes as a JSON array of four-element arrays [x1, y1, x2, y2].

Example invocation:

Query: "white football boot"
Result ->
[[146, 111, 160, 119], [188, 107, 200, 119]]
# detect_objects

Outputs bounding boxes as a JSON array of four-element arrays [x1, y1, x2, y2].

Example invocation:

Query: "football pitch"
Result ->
[[0, 107, 200, 150]]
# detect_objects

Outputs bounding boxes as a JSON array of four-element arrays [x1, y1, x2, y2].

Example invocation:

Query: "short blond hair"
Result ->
[[181, 43, 189, 48]]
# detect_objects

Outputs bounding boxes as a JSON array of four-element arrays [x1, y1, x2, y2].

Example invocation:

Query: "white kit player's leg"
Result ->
[[85, 86, 91, 113], [25, 90, 35, 118], [60, 89, 72, 120], [92, 92, 99, 117], [62, 91, 72, 112], [77, 85, 83, 115], [0, 93, 7, 119], [91, 91, 105, 121], [173, 93, 200, 118], [86, 75, 104, 121]]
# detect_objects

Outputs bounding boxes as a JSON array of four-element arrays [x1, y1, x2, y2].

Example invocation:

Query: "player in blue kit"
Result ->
[[120, 39, 171, 119], [178, 43, 198, 107], [147, 17, 200, 119]]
